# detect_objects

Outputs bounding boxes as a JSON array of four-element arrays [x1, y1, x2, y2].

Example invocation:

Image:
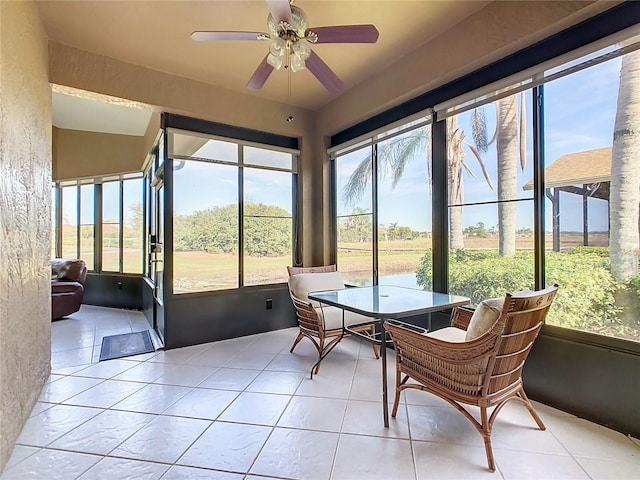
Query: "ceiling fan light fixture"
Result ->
[[290, 54, 306, 72], [267, 52, 284, 69]]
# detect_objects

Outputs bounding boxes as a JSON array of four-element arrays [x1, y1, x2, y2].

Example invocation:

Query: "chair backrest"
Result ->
[[484, 284, 558, 398], [287, 265, 337, 277]]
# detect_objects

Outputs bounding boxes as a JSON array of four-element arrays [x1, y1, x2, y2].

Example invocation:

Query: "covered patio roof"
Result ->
[[523, 146, 611, 191]]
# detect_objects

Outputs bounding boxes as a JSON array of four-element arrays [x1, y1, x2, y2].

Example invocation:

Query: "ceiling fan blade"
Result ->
[[307, 25, 379, 44], [306, 50, 343, 94], [266, 0, 292, 24], [191, 31, 268, 42], [246, 55, 275, 90]]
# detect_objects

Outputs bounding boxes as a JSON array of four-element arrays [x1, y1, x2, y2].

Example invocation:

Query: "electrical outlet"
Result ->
[[266, 298, 273, 310]]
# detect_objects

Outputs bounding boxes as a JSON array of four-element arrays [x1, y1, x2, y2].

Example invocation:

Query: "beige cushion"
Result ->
[[427, 326, 467, 342], [465, 297, 504, 341], [317, 305, 374, 330], [288, 271, 345, 307]]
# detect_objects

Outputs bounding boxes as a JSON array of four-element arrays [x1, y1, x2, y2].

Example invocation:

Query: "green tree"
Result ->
[[339, 207, 372, 243]]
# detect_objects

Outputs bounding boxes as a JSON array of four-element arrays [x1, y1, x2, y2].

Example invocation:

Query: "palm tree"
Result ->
[[342, 117, 492, 251], [496, 94, 524, 257], [609, 49, 640, 282]]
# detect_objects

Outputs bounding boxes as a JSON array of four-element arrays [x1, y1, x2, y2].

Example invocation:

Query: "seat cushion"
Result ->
[[316, 305, 374, 330], [288, 271, 345, 307], [465, 297, 504, 341], [427, 326, 467, 342]]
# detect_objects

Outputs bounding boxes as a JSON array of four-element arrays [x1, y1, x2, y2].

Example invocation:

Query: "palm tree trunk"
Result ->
[[610, 50, 640, 282], [497, 95, 518, 256], [448, 117, 465, 250]]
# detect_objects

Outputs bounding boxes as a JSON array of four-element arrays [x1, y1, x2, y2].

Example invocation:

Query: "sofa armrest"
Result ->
[[52, 281, 83, 295]]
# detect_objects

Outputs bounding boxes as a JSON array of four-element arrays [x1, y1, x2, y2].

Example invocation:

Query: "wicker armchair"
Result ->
[[287, 266, 379, 375], [385, 285, 558, 472]]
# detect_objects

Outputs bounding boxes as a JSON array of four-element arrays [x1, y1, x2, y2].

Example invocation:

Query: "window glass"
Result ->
[[61, 186, 78, 258], [243, 168, 292, 286], [173, 160, 239, 292], [445, 93, 535, 306], [79, 185, 94, 270], [102, 181, 121, 271], [123, 178, 143, 273], [244, 146, 292, 170], [376, 126, 432, 289], [335, 146, 373, 285], [171, 131, 238, 163], [544, 51, 639, 342]]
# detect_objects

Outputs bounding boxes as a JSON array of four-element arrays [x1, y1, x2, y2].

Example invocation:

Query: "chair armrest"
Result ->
[[451, 306, 474, 331], [384, 319, 494, 362]]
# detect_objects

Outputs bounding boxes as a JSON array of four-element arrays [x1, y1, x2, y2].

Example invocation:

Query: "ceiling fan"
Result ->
[[191, 0, 379, 94]]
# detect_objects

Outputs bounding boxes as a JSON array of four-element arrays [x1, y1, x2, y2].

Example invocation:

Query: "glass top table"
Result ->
[[309, 285, 470, 427]]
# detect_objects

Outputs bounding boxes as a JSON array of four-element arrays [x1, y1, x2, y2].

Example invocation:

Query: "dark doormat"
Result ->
[[100, 330, 155, 361]]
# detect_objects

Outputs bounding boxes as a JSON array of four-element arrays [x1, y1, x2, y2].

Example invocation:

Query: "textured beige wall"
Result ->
[[0, 0, 52, 473], [53, 127, 146, 181]]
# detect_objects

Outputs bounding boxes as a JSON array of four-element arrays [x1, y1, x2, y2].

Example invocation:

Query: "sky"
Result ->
[[335, 53, 622, 233]]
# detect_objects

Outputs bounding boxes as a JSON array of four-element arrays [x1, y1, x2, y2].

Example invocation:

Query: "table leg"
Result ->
[[381, 320, 389, 428]]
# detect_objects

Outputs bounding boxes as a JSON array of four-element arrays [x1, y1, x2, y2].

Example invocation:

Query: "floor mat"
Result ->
[[99, 330, 155, 361]]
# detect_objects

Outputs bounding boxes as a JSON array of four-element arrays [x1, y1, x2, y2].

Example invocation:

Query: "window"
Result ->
[[52, 175, 144, 274], [102, 181, 121, 271], [377, 127, 431, 289], [332, 117, 432, 287], [61, 186, 78, 259], [173, 161, 239, 292], [335, 145, 373, 285], [79, 185, 94, 270], [243, 167, 292, 286], [543, 49, 640, 342], [169, 129, 298, 293], [444, 93, 535, 306], [123, 179, 143, 274]]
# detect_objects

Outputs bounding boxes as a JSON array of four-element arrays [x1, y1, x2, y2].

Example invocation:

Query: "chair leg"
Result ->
[[289, 331, 305, 353], [391, 370, 404, 418], [480, 407, 496, 472], [518, 388, 546, 430], [370, 324, 380, 359]]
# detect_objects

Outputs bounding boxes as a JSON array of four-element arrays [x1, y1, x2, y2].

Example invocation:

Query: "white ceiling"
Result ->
[[39, 0, 492, 132]]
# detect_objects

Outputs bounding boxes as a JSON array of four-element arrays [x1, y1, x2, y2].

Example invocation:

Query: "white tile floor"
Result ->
[[3, 305, 639, 479]]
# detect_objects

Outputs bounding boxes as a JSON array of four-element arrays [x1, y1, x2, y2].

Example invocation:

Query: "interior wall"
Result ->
[[52, 127, 145, 181], [0, 0, 52, 472]]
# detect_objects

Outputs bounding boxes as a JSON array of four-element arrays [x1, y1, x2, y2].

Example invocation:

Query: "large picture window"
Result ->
[[330, 31, 640, 345], [543, 47, 640, 342], [170, 129, 297, 294]]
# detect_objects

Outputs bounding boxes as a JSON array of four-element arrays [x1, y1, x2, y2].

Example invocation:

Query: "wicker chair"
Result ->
[[287, 265, 379, 375], [385, 285, 559, 472]]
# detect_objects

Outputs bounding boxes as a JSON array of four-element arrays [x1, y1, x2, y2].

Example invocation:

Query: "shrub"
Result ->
[[416, 248, 633, 338]]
